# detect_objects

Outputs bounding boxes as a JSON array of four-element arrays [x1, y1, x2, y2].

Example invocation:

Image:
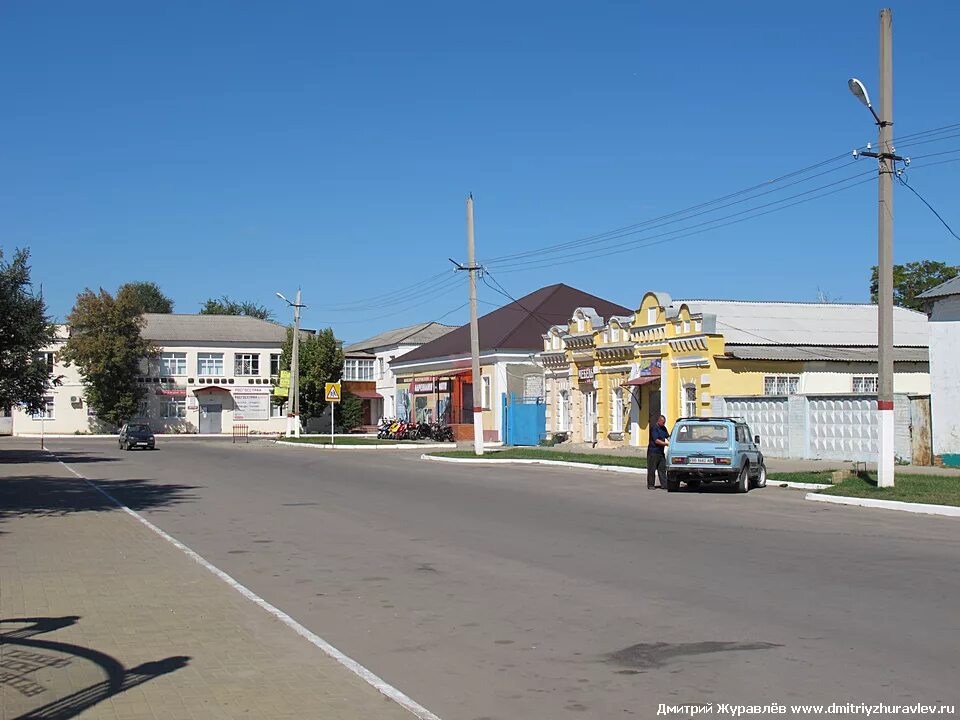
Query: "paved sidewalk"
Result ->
[[0, 441, 422, 720]]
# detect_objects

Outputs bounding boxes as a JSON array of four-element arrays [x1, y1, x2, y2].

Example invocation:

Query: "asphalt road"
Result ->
[[41, 438, 960, 719]]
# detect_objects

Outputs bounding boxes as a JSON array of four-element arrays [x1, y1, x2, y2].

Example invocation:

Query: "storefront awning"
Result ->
[[624, 375, 660, 386], [436, 368, 472, 378], [351, 390, 383, 400]]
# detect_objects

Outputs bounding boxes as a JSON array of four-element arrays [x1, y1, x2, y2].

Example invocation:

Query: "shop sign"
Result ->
[[437, 378, 452, 393], [186, 396, 199, 411], [279, 370, 291, 388], [155, 389, 186, 397], [637, 358, 662, 377], [234, 393, 269, 421], [578, 367, 595, 382], [413, 378, 436, 394], [273, 386, 289, 398]]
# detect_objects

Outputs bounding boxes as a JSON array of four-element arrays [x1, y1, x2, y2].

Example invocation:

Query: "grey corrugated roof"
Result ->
[[724, 345, 928, 362], [141, 314, 292, 343], [917, 276, 960, 300], [674, 300, 928, 347], [344, 322, 456, 354]]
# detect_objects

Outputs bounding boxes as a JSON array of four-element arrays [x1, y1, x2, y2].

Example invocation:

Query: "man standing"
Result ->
[[647, 415, 670, 490]]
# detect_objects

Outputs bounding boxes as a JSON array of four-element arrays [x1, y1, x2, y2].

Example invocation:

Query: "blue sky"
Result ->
[[3, 0, 959, 342]]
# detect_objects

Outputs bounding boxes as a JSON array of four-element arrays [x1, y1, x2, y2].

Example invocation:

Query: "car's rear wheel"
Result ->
[[755, 464, 767, 488], [737, 464, 750, 493], [666, 474, 680, 492]]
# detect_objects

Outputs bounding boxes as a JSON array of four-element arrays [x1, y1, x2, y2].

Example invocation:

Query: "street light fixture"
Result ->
[[276, 289, 305, 438]]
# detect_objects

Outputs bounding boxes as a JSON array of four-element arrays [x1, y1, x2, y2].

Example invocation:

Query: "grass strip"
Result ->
[[429, 448, 646, 469], [816, 472, 960, 507]]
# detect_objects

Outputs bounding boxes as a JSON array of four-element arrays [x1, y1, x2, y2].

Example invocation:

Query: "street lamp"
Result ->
[[276, 289, 305, 438], [848, 9, 900, 487]]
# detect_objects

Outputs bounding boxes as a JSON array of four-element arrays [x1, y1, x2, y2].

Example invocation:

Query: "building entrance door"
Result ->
[[200, 404, 222, 434], [647, 384, 661, 429], [582, 390, 596, 443]]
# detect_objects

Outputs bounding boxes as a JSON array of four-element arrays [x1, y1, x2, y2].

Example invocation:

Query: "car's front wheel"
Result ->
[[737, 464, 750, 493]]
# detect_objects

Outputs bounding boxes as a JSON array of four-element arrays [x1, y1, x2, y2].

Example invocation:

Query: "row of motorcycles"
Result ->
[[377, 417, 455, 442]]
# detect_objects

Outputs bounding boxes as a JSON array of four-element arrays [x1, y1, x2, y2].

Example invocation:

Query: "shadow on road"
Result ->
[[1, 616, 189, 720], [0, 448, 197, 527]]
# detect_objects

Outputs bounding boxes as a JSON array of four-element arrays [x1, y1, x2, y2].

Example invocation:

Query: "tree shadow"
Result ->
[[0, 447, 120, 466], [1, 616, 189, 720], [0, 449, 197, 527]]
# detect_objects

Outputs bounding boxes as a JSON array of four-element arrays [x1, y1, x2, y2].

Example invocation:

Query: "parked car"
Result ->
[[119, 422, 155, 451], [665, 417, 766, 492]]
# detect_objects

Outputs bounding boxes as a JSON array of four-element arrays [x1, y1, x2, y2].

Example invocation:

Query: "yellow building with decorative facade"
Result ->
[[541, 291, 931, 460]]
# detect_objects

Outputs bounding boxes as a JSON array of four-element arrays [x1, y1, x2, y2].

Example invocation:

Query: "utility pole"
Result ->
[[877, 9, 895, 487], [467, 194, 484, 456], [848, 9, 899, 487], [291, 287, 302, 439]]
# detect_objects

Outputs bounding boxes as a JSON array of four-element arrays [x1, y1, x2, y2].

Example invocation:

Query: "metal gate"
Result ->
[[910, 396, 933, 466], [721, 397, 789, 457], [808, 397, 878, 460], [502, 393, 546, 446]]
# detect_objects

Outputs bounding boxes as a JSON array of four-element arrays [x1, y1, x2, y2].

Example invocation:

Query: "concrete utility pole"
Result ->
[[876, 9, 895, 487], [849, 9, 898, 487], [278, 288, 304, 439], [466, 194, 484, 456]]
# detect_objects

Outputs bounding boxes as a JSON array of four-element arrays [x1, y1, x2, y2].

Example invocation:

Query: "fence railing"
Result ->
[[232, 423, 249, 444]]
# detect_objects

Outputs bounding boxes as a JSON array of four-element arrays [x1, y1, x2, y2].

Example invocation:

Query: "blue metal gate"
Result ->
[[502, 393, 546, 446]]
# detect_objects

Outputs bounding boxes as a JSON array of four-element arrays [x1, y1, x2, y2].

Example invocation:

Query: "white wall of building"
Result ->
[[799, 362, 931, 395], [928, 295, 960, 458]]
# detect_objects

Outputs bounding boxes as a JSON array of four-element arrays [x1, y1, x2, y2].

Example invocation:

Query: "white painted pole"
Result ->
[[467, 194, 484, 456]]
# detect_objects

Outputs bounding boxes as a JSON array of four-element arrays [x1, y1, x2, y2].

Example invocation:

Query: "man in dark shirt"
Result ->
[[647, 415, 670, 490]]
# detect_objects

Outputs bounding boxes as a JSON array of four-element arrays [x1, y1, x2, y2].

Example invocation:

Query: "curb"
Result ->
[[420, 453, 647, 476], [805, 492, 960, 517], [278, 441, 451, 451], [773, 481, 832, 490]]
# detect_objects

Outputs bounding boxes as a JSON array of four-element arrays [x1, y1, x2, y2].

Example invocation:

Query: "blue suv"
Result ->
[[665, 417, 767, 492]]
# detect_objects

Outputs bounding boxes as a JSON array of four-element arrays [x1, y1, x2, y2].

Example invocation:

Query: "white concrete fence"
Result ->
[[713, 394, 928, 464]]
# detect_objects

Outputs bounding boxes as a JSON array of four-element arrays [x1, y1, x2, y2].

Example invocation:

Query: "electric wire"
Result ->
[[896, 173, 960, 242]]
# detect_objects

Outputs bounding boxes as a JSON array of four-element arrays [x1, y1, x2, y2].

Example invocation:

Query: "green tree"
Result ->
[[200, 295, 273, 320], [61, 286, 158, 428], [278, 328, 343, 421], [336, 392, 363, 432], [870, 261, 960, 311], [0, 248, 57, 413], [120, 281, 174, 313]]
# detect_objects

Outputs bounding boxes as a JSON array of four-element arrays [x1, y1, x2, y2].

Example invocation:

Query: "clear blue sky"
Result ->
[[3, 1, 959, 342]]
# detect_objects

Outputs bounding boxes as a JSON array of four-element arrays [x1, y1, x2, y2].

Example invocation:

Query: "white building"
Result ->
[[12, 314, 298, 435], [918, 277, 960, 467], [342, 322, 456, 425]]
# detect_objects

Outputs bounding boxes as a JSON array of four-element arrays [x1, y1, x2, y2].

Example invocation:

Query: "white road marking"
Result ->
[[51, 451, 444, 720]]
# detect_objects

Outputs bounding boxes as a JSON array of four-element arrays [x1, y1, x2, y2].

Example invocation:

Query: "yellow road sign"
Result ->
[[325, 382, 341, 403], [279, 370, 291, 388], [273, 386, 289, 398]]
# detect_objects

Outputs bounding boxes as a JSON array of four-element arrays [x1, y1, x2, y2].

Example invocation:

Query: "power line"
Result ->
[[896, 173, 960, 242], [311, 275, 467, 325]]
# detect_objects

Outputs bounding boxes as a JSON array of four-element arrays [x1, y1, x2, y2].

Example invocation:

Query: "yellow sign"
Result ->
[[325, 382, 341, 403], [279, 370, 291, 388], [273, 386, 289, 398]]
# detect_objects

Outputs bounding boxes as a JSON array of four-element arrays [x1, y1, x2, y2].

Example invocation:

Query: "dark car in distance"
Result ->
[[119, 422, 155, 451]]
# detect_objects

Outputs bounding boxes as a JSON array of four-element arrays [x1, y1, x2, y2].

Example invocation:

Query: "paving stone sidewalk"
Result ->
[[0, 441, 421, 720]]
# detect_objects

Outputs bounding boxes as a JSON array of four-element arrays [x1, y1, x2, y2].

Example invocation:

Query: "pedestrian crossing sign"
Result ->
[[325, 382, 341, 403]]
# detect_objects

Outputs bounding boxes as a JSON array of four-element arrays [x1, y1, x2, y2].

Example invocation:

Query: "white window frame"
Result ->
[[234, 353, 260, 376], [270, 401, 288, 418], [270, 353, 282, 378], [343, 359, 375, 381], [197, 352, 224, 376], [695, 319, 702, 332], [557, 389, 569, 432], [576, 315, 585, 332], [683, 385, 697, 418], [38, 351, 55, 375], [647, 308, 657, 325], [160, 352, 187, 377], [481, 375, 492, 409], [163, 398, 186, 418], [611, 326, 621, 343], [682, 320, 690, 334], [31, 396, 55, 420], [852, 375, 878, 394], [552, 335, 560, 350], [611, 387, 624, 433], [763, 375, 800, 396]]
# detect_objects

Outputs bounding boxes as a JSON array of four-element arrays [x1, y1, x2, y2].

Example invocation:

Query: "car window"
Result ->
[[675, 423, 730, 443], [128, 424, 151, 433]]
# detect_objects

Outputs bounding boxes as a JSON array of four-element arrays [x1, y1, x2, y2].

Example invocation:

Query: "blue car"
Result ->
[[665, 417, 767, 493]]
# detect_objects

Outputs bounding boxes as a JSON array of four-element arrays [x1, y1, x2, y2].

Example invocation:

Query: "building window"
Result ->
[[647, 308, 657, 325], [683, 385, 697, 418], [270, 353, 282, 378], [136, 399, 150, 418], [611, 387, 624, 433], [576, 315, 585, 332], [271, 401, 287, 418], [234, 353, 260, 376], [557, 390, 569, 431], [695, 319, 702, 332], [852, 376, 879, 394], [31, 396, 55, 420], [197, 353, 224, 376], [376, 358, 384, 379], [160, 352, 187, 376], [611, 327, 621, 343], [37, 351, 55, 375], [481, 375, 492, 409], [163, 398, 186, 418], [763, 375, 800, 396], [552, 335, 560, 350], [682, 320, 690, 334], [343, 359, 375, 381]]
